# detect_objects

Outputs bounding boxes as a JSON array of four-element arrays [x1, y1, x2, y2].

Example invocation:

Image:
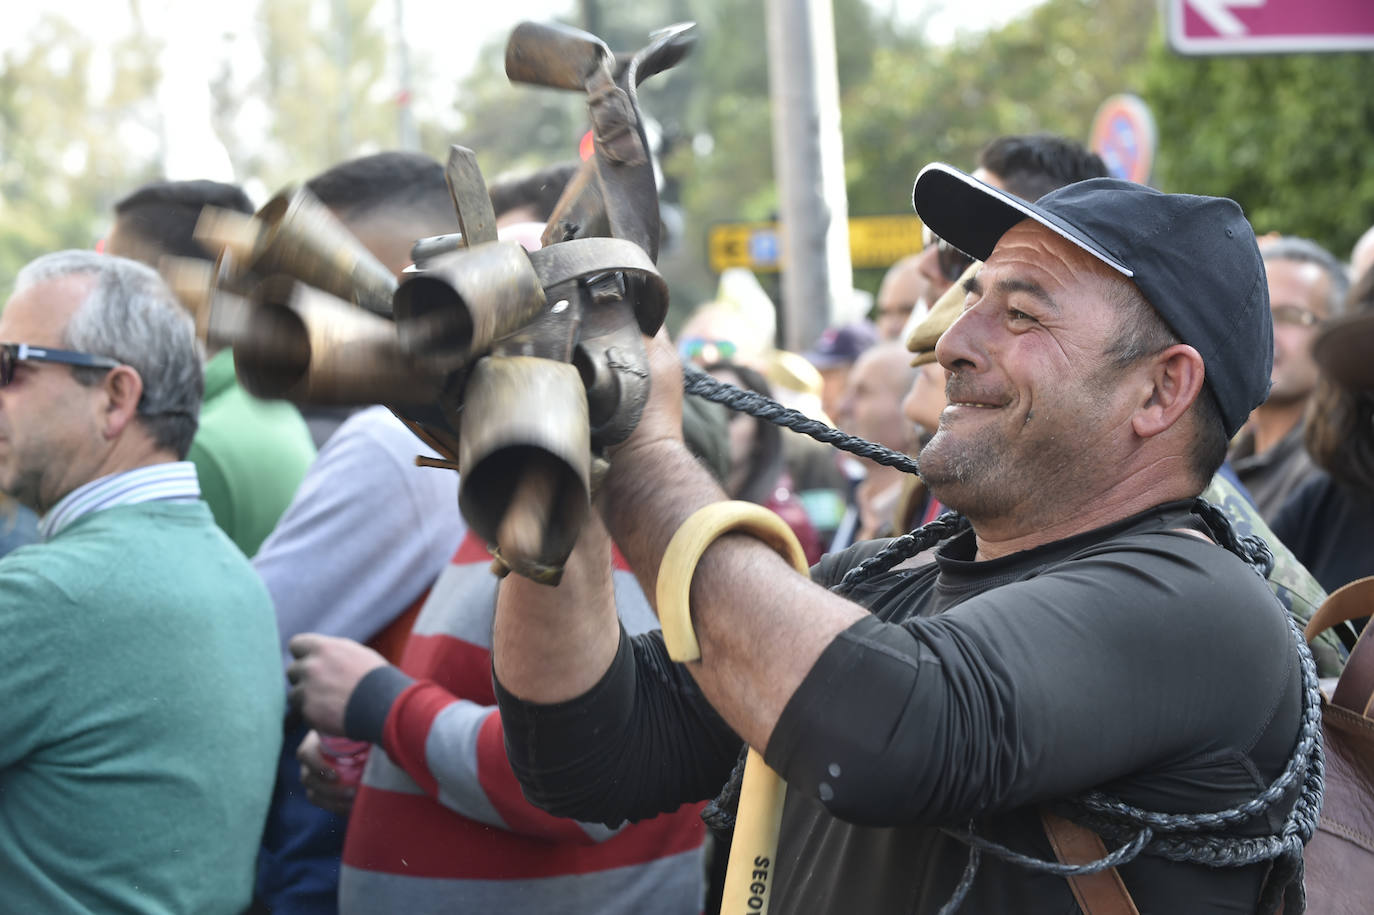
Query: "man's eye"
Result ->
[[1008, 309, 1036, 323]]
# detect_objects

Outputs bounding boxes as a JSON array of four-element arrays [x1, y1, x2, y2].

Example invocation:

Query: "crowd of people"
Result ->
[[0, 126, 1368, 915]]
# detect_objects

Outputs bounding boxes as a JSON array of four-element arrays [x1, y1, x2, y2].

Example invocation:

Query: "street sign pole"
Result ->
[[766, 0, 853, 352]]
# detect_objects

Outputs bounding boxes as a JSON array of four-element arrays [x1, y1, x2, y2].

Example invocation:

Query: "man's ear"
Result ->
[[1131, 344, 1205, 440], [101, 365, 144, 439]]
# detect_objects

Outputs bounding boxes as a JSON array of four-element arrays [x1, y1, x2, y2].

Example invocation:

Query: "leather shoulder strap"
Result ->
[[1332, 621, 1374, 715], [1041, 811, 1140, 915], [1303, 575, 1374, 714], [1304, 575, 1374, 641]]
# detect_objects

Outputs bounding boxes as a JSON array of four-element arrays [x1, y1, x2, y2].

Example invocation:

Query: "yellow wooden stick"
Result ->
[[658, 501, 810, 915]]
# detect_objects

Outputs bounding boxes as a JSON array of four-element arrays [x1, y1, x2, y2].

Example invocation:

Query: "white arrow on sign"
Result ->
[[1188, 0, 1267, 36]]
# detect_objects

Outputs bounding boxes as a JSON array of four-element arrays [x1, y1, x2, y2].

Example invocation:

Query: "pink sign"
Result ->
[[1169, 0, 1374, 55]]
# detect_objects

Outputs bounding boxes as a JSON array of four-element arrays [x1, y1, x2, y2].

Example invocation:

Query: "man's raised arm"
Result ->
[[492, 512, 620, 704], [494, 334, 867, 756]]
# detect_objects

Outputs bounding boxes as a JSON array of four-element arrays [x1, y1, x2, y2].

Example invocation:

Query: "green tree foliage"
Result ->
[[451, 0, 700, 182], [1142, 41, 1374, 259], [842, 0, 1156, 217], [241, 0, 398, 190], [452, 0, 1157, 313], [0, 15, 162, 286], [448, 40, 586, 181], [661, 0, 882, 310]]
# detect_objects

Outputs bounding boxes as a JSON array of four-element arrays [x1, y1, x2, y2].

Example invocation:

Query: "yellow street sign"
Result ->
[[846, 215, 924, 269], [707, 221, 779, 273], [707, 216, 924, 273]]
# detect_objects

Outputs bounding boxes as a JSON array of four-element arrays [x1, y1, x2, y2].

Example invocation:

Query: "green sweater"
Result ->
[[0, 500, 284, 913], [187, 349, 317, 556]]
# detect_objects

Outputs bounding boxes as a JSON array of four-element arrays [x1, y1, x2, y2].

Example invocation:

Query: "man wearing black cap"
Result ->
[[489, 166, 1309, 913]]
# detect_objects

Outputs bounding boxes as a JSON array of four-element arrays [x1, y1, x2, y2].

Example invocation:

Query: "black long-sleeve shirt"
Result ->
[[496, 503, 1303, 913]]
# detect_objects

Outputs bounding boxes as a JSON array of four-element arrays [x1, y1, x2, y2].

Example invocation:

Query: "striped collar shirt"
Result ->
[[39, 462, 202, 542]]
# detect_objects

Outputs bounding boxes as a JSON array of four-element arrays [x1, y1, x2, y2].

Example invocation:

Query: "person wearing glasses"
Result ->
[[0, 251, 283, 913], [1273, 266, 1374, 596], [1226, 236, 1350, 522]]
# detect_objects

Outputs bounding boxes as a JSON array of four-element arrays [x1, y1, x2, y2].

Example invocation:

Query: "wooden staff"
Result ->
[[657, 501, 809, 915]]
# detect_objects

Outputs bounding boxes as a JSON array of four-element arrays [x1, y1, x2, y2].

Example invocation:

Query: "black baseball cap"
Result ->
[[911, 163, 1271, 438]]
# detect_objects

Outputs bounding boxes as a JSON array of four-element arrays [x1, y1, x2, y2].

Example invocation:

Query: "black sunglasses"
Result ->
[[0, 342, 121, 387], [922, 225, 975, 283]]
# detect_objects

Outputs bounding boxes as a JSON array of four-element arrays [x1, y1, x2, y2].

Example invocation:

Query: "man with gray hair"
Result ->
[[0, 251, 284, 913], [1227, 236, 1351, 520]]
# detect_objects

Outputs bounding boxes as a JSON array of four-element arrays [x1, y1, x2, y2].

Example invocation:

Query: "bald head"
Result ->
[[838, 341, 920, 453], [876, 255, 930, 342]]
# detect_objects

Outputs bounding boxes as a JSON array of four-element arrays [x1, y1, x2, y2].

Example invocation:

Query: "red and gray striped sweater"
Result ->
[[338, 531, 707, 914]]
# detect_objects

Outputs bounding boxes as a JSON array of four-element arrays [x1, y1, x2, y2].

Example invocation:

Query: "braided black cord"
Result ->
[[950, 821, 1154, 877], [1076, 610, 1323, 836], [824, 503, 1323, 914], [683, 369, 922, 475], [687, 374, 1324, 913], [701, 747, 748, 833], [833, 512, 970, 593], [1191, 496, 1276, 579], [934, 840, 982, 915]]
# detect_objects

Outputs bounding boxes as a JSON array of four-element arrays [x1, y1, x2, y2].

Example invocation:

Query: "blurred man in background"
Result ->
[[489, 160, 579, 229], [874, 253, 929, 342], [106, 178, 317, 556], [284, 401, 727, 915], [802, 320, 878, 423], [830, 340, 918, 549], [251, 150, 469, 915], [1227, 237, 1349, 520]]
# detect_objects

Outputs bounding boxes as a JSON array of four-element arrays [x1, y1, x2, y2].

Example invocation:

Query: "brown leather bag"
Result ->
[[1301, 576, 1374, 915]]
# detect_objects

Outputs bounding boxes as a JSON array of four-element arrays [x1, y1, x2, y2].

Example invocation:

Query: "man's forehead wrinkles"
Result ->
[[984, 226, 1114, 307], [994, 220, 1100, 275]]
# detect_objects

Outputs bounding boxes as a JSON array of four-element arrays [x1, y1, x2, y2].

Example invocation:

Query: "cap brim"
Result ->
[[1313, 312, 1374, 391], [911, 163, 1134, 278]]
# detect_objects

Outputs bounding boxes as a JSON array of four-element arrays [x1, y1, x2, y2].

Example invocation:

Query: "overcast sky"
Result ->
[[3, 0, 1045, 182]]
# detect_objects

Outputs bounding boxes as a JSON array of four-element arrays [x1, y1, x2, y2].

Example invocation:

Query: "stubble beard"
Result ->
[[918, 422, 1019, 522], [1262, 378, 1314, 409], [0, 446, 48, 515], [918, 406, 1094, 533]]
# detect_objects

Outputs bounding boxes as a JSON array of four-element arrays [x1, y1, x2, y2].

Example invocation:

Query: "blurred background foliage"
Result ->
[[1, 0, 1372, 323]]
